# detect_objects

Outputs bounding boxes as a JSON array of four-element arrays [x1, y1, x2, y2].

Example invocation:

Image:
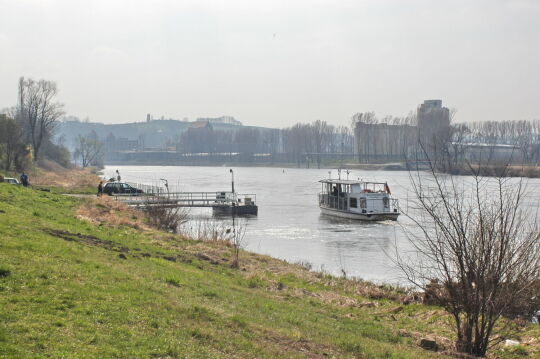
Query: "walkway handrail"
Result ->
[[113, 191, 256, 205]]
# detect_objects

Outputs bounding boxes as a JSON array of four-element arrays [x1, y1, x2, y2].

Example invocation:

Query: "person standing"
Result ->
[[97, 180, 104, 197], [20, 172, 29, 187]]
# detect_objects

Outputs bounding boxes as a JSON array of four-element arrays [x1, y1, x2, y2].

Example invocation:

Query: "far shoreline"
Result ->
[[103, 161, 411, 171], [104, 162, 540, 178]]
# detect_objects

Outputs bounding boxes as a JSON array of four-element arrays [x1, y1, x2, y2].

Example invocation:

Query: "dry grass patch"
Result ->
[[76, 196, 152, 231], [251, 325, 338, 359], [31, 161, 99, 189]]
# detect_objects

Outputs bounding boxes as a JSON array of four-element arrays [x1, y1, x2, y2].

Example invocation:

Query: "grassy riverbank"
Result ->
[[0, 183, 538, 358], [1, 160, 98, 194]]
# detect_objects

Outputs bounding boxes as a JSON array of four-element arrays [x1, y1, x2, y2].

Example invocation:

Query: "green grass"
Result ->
[[0, 183, 535, 358], [46, 185, 97, 195]]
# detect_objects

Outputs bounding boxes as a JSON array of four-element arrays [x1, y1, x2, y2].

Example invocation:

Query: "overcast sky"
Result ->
[[1, 0, 539, 127]]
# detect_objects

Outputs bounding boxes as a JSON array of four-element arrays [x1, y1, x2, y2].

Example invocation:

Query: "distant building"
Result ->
[[417, 100, 449, 127], [105, 133, 140, 152], [354, 99, 451, 162], [417, 99, 450, 148], [146, 113, 151, 122], [189, 120, 213, 130], [195, 116, 242, 126], [416, 100, 450, 139], [180, 121, 215, 153]]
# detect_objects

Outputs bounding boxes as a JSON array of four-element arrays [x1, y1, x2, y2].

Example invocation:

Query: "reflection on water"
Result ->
[[103, 165, 540, 283]]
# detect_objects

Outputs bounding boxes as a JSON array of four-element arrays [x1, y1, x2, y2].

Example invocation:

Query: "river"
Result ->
[[102, 165, 540, 283]]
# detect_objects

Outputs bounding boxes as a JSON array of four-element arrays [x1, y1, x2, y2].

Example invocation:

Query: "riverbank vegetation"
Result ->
[[401, 162, 540, 357], [1, 179, 539, 358], [1, 77, 103, 174], [0, 78, 71, 172]]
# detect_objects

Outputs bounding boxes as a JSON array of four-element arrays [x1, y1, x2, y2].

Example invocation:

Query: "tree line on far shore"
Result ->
[[174, 120, 355, 168], [3, 76, 540, 172], [155, 112, 540, 170], [351, 110, 540, 171]]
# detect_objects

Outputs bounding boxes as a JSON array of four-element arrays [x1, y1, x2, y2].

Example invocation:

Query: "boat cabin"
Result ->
[[318, 179, 399, 215]]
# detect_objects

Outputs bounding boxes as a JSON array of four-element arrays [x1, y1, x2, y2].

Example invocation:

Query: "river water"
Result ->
[[103, 166, 540, 283]]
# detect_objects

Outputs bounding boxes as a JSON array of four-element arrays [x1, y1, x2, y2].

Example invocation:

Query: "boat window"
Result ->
[[349, 197, 357, 208], [360, 198, 367, 209], [383, 197, 389, 208]]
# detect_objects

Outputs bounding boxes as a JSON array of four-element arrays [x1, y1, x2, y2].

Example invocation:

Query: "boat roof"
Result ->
[[318, 179, 387, 185]]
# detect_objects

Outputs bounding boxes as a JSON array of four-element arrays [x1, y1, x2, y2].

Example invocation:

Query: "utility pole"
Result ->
[[230, 169, 235, 194]]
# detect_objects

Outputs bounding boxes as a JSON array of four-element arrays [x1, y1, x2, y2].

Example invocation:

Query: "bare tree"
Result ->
[[235, 127, 260, 154], [74, 132, 105, 168], [311, 120, 331, 168], [282, 123, 313, 166], [448, 123, 470, 171], [0, 114, 26, 171], [17, 77, 64, 161], [514, 120, 537, 163], [399, 158, 540, 356]]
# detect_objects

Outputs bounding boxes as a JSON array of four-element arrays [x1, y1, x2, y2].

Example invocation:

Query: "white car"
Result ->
[[3, 177, 20, 184]]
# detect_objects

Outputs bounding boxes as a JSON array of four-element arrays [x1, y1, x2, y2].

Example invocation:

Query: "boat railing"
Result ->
[[319, 193, 348, 211], [319, 193, 400, 213], [391, 198, 400, 212]]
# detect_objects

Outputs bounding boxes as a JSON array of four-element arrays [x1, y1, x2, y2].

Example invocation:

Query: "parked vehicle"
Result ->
[[103, 182, 143, 195], [3, 177, 20, 185]]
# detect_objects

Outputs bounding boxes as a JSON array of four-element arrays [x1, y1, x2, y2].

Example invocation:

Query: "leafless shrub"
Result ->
[[398, 156, 540, 357], [179, 218, 232, 243], [294, 260, 313, 271], [178, 216, 247, 268], [230, 216, 247, 268], [144, 198, 190, 233]]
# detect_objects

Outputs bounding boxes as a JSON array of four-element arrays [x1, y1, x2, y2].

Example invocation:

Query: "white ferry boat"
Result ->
[[318, 179, 400, 221]]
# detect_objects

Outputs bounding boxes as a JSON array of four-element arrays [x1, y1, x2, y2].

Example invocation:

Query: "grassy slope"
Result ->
[[0, 184, 537, 359], [1, 163, 99, 195]]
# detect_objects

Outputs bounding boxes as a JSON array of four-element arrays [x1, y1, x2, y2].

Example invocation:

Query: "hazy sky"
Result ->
[[1, 0, 539, 127]]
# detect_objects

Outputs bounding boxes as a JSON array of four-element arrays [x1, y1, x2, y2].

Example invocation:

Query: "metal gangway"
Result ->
[[112, 190, 258, 215]]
